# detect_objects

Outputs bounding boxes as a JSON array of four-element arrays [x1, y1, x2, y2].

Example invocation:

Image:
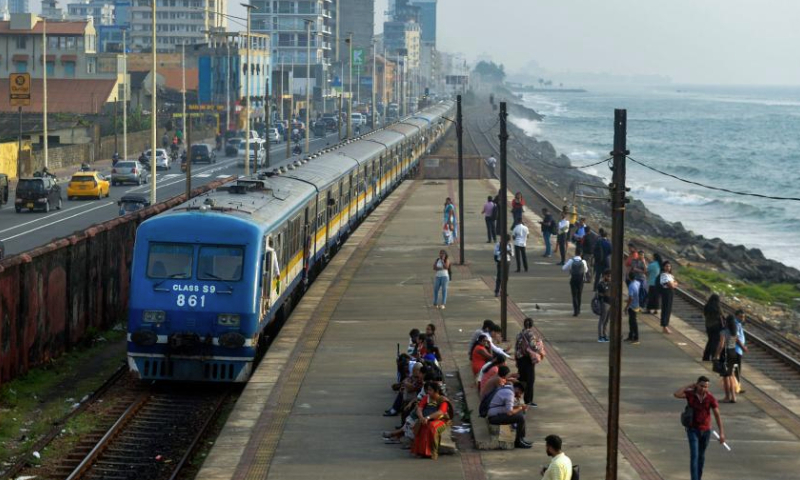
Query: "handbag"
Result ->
[[680, 405, 694, 428], [712, 348, 728, 374]]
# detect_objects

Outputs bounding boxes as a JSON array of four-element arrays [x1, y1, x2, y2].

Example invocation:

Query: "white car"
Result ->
[[238, 143, 265, 168], [266, 128, 281, 144], [144, 149, 171, 170], [350, 113, 363, 126]]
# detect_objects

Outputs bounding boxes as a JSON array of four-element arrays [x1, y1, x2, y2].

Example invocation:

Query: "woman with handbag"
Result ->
[[514, 317, 545, 406], [412, 382, 452, 459], [714, 319, 740, 403]]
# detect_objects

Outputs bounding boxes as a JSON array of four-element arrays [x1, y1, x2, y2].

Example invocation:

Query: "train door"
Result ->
[[261, 235, 280, 313], [302, 207, 311, 282]]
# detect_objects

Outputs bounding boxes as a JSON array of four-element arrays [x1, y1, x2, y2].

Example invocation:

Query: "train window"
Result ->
[[197, 246, 244, 281], [147, 243, 193, 279]]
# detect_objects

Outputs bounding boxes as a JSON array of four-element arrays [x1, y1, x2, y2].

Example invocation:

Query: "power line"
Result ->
[[510, 136, 611, 170], [626, 155, 800, 202]]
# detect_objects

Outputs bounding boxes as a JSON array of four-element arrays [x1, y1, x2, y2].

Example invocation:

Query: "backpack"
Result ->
[[572, 465, 581, 480], [570, 259, 585, 277], [478, 387, 501, 418], [591, 294, 602, 315]]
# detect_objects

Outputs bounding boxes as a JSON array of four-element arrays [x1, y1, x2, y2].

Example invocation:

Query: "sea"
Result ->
[[510, 85, 800, 271]]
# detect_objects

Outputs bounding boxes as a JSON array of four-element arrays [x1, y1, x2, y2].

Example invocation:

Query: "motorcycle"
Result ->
[[292, 144, 302, 156], [112, 152, 120, 166]]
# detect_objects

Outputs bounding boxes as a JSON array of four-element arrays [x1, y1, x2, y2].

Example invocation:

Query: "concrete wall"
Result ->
[[419, 155, 487, 179], [0, 177, 232, 385]]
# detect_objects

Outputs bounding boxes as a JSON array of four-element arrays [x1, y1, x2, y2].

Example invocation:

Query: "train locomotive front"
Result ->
[[127, 210, 267, 382]]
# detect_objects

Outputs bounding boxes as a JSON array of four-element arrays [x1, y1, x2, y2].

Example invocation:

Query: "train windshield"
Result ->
[[197, 246, 244, 281], [147, 243, 193, 279]]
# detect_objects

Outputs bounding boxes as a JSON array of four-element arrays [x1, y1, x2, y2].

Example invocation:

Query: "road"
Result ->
[[0, 131, 347, 257]]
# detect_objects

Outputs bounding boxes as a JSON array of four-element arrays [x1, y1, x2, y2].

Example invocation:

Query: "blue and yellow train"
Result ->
[[127, 101, 454, 382]]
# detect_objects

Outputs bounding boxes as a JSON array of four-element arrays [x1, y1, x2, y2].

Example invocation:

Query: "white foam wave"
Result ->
[[631, 185, 714, 207], [568, 150, 600, 161], [521, 94, 567, 116], [509, 116, 542, 137], [680, 92, 800, 108]]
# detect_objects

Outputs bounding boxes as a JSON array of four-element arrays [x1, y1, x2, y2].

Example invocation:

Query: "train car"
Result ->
[[127, 101, 454, 382]]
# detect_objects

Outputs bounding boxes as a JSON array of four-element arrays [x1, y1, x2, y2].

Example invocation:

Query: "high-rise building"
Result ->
[[339, 0, 373, 56], [408, 0, 435, 46], [8, 0, 29, 14], [67, 0, 115, 26], [128, 0, 227, 52], [251, 0, 334, 112]]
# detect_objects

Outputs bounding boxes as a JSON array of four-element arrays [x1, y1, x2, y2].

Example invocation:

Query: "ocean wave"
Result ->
[[631, 185, 715, 207], [510, 116, 543, 137], [686, 93, 800, 108], [567, 149, 601, 161], [521, 94, 567, 116]]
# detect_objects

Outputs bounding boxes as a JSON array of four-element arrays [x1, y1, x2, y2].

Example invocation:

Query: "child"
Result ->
[[443, 223, 453, 245]]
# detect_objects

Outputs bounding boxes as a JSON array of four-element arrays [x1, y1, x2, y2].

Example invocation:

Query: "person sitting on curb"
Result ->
[[486, 376, 531, 449]]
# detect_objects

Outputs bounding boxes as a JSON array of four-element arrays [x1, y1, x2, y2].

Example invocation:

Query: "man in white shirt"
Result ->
[[468, 320, 511, 359], [562, 255, 588, 316], [512, 220, 530, 272], [540, 434, 573, 480], [486, 155, 497, 176]]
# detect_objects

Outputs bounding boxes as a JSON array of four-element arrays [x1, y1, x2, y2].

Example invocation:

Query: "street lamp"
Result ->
[[241, 2, 256, 176]]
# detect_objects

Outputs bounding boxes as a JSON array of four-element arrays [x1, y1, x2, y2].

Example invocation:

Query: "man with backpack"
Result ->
[[562, 254, 589, 316], [674, 376, 726, 480], [483, 374, 531, 449]]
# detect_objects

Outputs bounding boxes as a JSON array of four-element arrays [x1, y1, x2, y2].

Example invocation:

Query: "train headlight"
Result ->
[[143, 310, 166, 323], [217, 314, 240, 327]]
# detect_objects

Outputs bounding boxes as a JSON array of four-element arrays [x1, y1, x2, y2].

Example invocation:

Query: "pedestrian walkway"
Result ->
[[198, 178, 800, 480]]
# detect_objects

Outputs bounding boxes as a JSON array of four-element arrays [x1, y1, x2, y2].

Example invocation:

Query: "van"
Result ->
[[350, 113, 363, 126]]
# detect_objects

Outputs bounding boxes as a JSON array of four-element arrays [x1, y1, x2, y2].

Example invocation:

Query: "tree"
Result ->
[[473, 61, 506, 84]]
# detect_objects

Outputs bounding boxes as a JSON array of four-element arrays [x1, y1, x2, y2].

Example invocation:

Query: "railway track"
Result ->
[[464, 113, 800, 398], [56, 387, 230, 480]]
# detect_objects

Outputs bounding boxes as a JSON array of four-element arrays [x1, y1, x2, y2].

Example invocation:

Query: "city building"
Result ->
[[128, 0, 227, 52], [408, 0, 435, 46], [0, 14, 120, 113], [8, 0, 29, 14], [41, 0, 65, 19], [197, 32, 270, 131], [251, 0, 333, 115], [66, 0, 114, 26], [338, 0, 373, 57]]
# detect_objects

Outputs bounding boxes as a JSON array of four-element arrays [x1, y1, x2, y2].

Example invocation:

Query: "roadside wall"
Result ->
[[0, 177, 232, 385], [0, 141, 32, 179]]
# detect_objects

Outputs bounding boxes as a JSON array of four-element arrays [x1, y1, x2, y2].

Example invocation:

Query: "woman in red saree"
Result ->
[[412, 382, 451, 459]]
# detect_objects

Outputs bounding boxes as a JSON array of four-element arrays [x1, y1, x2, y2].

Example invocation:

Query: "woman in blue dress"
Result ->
[[443, 197, 458, 241]]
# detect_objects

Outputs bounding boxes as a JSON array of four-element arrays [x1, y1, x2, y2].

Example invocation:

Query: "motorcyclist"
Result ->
[[292, 143, 302, 156], [80, 162, 91, 172], [112, 152, 120, 166]]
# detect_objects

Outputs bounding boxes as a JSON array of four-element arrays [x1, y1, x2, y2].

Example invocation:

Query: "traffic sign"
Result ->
[[9, 73, 30, 107], [352, 48, 364, 66]]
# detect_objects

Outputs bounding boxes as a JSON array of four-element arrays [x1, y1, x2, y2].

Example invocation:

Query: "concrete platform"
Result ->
[[198, 178, 800, 480]]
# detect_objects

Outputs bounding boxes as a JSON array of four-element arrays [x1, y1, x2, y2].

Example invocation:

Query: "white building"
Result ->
[[128, 0, 227, 52]]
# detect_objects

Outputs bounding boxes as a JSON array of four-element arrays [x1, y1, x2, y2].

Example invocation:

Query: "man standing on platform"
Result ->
[[482, 196, 497, 243], [512, 220, 529, 272], [540, 434, 573, 480], [733, 309, 748, 387], [540, 208, 555, 257], [674, 376, 726, 480]]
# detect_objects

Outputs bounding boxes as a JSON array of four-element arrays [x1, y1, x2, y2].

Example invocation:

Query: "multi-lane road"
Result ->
[[0, 131, 346, 257]]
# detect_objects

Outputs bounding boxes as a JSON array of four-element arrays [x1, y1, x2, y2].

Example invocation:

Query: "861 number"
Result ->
[[176, 294, 206, 308]]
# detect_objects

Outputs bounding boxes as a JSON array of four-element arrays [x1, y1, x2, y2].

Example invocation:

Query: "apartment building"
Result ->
[[128, 0, 227, 52], [66, 0, 115, 26]]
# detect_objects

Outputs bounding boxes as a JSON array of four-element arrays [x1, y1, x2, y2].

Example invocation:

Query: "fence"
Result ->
[[0, 177, 232, 385]]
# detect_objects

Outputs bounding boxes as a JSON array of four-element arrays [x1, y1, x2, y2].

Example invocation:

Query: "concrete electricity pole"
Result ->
[[182, 42, 191, 197], [242, 3, 255, 176], [499, 101, 509, 341], [123, 28, 128, 162], [150, 0, 157, 204], [305, 18, 312, 154], [457, 94, 464, 265], [371, 39, 376, 130], [346, 33, 353, 138], [606, 109, 628, 480], [42, 17, 48, 168]]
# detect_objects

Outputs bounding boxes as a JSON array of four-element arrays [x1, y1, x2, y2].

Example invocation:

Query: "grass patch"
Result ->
[[678, 266, 800, 307], [0, 324, 127, 465]]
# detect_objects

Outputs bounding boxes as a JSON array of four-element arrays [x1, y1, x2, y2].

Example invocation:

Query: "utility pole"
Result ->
[[185, 107, 192, 198], [606, 109, 628, 480], [457, 94, 464, 265], [226, 38, 231, 133], [114, 98, 118, 154], [286, 62, 293, 159], [305, 19, 312, 155], [42, 17, 48, 168], [346, 33, 353, 139], [499, 102, 509, 341], [382, 47, 387, 126], [338, 94, 343, 140], [371, 39, 376, 130], [150, 0, 157, 204], [242, 3, 254, 176], [123, 28, 128, 162], [265, 83, 271, 169]]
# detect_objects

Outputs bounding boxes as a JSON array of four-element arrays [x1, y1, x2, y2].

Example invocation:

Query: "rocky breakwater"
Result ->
[[484, 87, 800, 333]]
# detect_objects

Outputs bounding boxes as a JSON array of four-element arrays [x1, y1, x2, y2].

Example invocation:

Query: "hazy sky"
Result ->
[[200, 0, 800, 85]]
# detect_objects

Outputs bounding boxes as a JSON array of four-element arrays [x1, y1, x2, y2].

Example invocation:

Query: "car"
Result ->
[[350, 113, 363, 126], [313, 122, 326, 137], [190, 144, 217, 164], [238, 143, 264, 168], [321, 117, 338, 132], [111, 160, 147, 186], [144, 149, 171, 170], [67, 171, 110, 200], [0, 173, 8, 209], [266, 128, 281, 144], [118, 193, 151, 216], [226, 138, 243, 157], [15, 177, 62, 212]]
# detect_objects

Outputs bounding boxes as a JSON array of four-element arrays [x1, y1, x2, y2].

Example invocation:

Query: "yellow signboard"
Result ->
[[9, 73, 31, 107]]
